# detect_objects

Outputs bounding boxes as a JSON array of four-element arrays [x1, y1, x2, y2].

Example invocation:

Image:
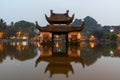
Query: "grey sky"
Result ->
[[0, 0, 120, 26]]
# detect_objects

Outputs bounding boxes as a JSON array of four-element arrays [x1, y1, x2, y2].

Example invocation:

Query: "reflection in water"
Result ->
[[39, 45, 52, 56], [80, 41, 86, 48], [36, 42, 85, 77], [1, 41, 120, 80], [55, 42, 59, 48], [36, 52, 84, 77], [68, 45, 81, 57], [0, 43, 3, 52], [0, 41, 37, 63], [10, 41, 28, 51], [110, 50, 114, 56], [80, 43, 120, 66], [89, 42, 95, 48], [35, 42, 120, 78], [45, 62, 73, 77]]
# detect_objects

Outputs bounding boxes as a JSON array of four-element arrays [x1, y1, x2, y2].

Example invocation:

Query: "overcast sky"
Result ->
[[0, 0, 120, 26]]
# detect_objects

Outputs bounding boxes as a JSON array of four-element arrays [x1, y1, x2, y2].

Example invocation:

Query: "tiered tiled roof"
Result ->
[[45, 10, 74, 25], [35, 10, 85, 32], [36, 21, 85, 32]]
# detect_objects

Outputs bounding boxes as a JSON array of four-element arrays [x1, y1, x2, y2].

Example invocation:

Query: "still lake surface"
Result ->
[[0, 41, 120, 80]]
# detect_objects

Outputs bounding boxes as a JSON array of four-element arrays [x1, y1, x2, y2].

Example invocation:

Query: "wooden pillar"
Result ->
[[52, 32, 54, 55]]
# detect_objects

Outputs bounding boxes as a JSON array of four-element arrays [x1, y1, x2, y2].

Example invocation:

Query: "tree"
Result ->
[[14, 20, 36, 38], [0, 19, 7, 32], [92, 30, 104, 40], [108, 32, 118, 41], [3, 21, 17, 38]]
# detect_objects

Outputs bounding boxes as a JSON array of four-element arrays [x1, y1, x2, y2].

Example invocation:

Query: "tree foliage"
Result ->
[[14, 20, 36, 38], [92, 30, 104, 40], [0, 19, 36, 38], [0, 19, 7, 32], [108, 32, 118, 41]]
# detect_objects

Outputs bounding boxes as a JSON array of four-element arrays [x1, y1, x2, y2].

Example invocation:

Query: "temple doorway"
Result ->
[[52, 33, 68, 55]]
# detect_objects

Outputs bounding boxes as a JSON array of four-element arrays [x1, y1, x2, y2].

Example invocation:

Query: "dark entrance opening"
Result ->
[[52, 33, 68, 56]]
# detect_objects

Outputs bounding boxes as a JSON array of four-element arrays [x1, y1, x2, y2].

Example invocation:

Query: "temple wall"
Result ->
[[39, 32, 81, 43], [40, 32, 52, 43], [68, 32, 81, 42]]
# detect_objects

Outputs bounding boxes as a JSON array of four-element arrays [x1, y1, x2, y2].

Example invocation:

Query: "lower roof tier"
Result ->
[[36, 22, 85, 33]]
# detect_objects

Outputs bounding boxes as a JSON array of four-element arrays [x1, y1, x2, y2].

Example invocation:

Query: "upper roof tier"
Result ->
[[45, 10, 74, 25]]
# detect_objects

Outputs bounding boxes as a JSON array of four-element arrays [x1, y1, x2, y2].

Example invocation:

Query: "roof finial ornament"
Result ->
[[35, 21, 41, 30], [66, 10, 69, 14], [50, 10, 53, 14], [66, 10, 69, 17], [35, 21, 39, 26]]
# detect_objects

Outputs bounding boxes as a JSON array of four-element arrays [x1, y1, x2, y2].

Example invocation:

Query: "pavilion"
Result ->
[[35, 10, 85, 43]]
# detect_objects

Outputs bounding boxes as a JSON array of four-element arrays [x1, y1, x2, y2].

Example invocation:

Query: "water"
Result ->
[[0, 41, 120, 80]]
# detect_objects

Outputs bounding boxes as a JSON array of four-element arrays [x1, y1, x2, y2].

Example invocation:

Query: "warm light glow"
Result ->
[[16, 31, 21, 39], [22, 36, 27, 39], [117, 46, 120, 50], [56, 35, 59, 39], [110, 50, 114, 56], [37, 42, 40, 47], [0, 32, 3, 38], [16, 42, 27, 51], [78, 33, 81, 39], [89, 35, 96, 41], [110, 29, 114, 32], [0, 43, 3, 52], [16, 31, 28, 40], [55, 42, 59, 48], [117, 33, 120, 38], [10, 36, 16, 39], [10, 42, 16, 46], [16, 31, 21, 36], [89, 42, 95, 48], [17, 44, 22, 51], [17, 42, 20, 45], [22, 41, 28, 46]]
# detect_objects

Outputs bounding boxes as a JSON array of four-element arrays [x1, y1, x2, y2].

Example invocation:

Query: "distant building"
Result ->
[[35, 10, 85, 43]]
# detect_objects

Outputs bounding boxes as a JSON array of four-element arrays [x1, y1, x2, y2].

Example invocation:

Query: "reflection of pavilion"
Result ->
[[35, 42, 120, 77], [35, 45, 84, 77], [35, 10, 85, 77], [45, 62, 73, 77]]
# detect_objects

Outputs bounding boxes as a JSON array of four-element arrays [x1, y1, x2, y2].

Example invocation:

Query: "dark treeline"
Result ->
[[72, 16, 119, 41], [0, 19, 37, 39], [0, 16, 120, 41]]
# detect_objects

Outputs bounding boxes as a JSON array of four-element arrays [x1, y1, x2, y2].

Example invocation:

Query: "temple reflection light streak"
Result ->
[[0, 43, 3, 52], [55, 42, 59, 48], [0, 32, 3, 38], [89, 42, 95, 48]]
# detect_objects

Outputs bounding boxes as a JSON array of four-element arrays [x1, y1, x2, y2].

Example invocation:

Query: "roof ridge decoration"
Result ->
[[45, 10, 74, 25], [35, 10, 85, 33]]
